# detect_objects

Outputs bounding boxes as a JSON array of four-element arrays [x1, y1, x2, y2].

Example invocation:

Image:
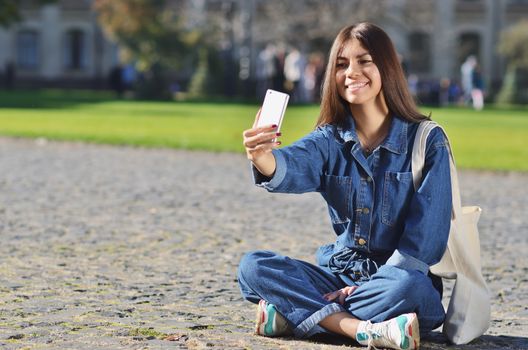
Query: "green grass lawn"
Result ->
[[0, 90, 527, 171]]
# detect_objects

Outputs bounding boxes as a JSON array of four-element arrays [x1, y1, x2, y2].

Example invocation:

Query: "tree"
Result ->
[[0, 0, 20, 27], [496, 20, 528, 104], [0, 0, 57, 27], [249, 0, 390, 47], [93, 0, 201, 99]]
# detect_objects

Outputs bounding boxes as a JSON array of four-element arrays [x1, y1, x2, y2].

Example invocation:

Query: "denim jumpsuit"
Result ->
[[237, 114, 452, 338]]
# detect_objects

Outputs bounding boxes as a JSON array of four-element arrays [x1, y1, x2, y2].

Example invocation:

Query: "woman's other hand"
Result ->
[[323, 286, 358, 305]]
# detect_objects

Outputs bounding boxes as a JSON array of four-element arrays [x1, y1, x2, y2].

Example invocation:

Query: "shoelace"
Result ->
[[363, 320, 379, 350], [364, 320, 397, 350]]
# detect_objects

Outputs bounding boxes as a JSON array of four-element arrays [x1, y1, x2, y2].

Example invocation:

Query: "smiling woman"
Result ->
[[238, 22, 463, 350]]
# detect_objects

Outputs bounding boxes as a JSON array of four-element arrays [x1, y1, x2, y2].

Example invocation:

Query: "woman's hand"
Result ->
[[242, 109, 281, 176], [323, 286, 358, 305]]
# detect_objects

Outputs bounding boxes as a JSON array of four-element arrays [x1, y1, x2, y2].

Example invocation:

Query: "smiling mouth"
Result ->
[[346, 81, 368, 90]]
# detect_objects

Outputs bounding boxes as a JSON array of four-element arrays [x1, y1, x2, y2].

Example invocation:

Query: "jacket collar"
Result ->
[[335, 112, 408, 155]]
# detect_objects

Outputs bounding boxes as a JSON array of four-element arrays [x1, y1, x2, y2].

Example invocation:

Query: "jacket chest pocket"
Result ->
[[382, 171, 413, 227], [323, 175, 353, 224]]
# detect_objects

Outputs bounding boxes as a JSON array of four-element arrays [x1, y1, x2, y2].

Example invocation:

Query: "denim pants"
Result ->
[[237, 250, 445, 338]]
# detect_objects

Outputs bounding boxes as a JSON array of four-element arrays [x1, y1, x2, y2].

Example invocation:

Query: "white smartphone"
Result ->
[[256, 89, 289, 131]]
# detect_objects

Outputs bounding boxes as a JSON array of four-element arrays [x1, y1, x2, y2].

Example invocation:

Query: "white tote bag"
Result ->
[[411, 121, 490, 344]]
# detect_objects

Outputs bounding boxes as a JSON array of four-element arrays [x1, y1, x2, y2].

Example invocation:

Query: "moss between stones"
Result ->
[[128, 327, 167, 339]]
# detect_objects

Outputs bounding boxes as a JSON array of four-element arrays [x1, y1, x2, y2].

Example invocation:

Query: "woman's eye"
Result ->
[[336, 63, 347, 69], [359, 59, 372, 64]]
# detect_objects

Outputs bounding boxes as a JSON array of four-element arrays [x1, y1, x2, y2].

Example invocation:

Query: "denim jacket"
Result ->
[[253, 115, 452, 283]]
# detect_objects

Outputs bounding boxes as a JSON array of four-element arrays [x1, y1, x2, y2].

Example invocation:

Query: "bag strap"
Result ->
[[411, 121, 438, 190], [411, 120, 463, 219]]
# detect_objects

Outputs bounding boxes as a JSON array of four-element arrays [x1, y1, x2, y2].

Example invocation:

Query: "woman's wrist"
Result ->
[[252, 152, 277, 178]]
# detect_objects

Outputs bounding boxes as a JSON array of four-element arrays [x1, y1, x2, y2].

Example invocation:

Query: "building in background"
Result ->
[[234, 0, 528, 99], [0, 0, 527, 98], [0, 0, 117, 89]]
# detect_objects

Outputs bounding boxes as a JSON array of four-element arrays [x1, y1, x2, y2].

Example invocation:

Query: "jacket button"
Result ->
[[358, 238, 367, 245], [362, 207, 370, 214]]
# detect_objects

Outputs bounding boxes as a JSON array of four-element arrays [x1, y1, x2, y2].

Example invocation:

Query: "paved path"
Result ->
[[0, 137, 526, 349]]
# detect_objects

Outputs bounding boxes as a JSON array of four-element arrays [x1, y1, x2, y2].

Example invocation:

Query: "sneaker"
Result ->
[[356, 313, 420, 350], [255, 299, 292, 337]]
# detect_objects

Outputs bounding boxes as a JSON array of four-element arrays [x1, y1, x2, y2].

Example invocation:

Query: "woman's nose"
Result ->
[[345, 63, 359, 77]]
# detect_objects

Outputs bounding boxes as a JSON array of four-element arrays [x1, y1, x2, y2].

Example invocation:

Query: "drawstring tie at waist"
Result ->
[[328, 247, 380, 281]]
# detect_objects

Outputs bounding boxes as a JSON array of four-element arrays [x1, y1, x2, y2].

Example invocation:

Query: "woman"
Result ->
[[238, 22, 452, 350]]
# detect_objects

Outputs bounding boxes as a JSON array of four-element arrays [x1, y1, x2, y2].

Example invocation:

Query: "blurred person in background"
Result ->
[[471, 63, 484, 110], [108, 64, 124, 98], [4, 61, 15, 90], [273, 44, 287, 92], [122, 63, 137, 94], [256, 44, 277, 99], [439, 78, 451, 107], [284, 48, 306, 102], [304, 52, 326, 103], [407, 74, 419, 102], [460, 55, 476, 106]]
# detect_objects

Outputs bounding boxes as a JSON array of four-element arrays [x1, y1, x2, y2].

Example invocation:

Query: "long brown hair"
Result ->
[[316, 22, 429, 127]]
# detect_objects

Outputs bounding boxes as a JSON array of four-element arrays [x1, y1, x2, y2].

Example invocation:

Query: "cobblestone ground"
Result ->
[[0, 137, 526, 350]]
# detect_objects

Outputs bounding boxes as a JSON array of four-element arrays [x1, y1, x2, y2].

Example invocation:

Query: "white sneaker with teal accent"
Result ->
[[255, 300, 292, 337], [356, 313, 420, 349]]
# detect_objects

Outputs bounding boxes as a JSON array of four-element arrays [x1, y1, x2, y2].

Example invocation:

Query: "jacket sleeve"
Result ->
[[252, 127, 330, 194], [385, 127, 452, 274]]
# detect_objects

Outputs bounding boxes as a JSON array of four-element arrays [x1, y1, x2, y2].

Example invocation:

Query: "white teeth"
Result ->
[[347, 82, 368, 89]]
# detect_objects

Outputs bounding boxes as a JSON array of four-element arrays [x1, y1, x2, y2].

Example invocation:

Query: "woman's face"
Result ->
[[335, 38, 383, 108]]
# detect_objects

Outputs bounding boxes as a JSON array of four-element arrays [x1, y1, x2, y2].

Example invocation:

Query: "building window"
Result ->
[[16, 30, 39, 70], [507, 0, 528, 10], [64, 29, 87, 70], [407, 32, 431, 74], [456, 0, 486, 12]]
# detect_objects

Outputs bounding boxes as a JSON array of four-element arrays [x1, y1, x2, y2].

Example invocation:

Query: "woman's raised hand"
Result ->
[[242, 110, 281, 177]]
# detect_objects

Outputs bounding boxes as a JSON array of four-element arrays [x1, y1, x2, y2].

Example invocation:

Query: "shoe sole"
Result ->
[[255, 300, 268, 336], [403, 313, 420, 349]]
